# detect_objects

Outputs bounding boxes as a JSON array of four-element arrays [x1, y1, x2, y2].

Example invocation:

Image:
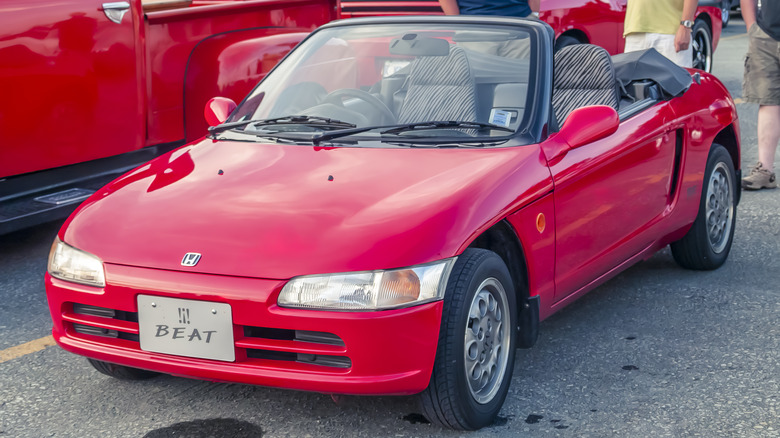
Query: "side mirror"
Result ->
[[204, 97, 237, 127], [558, 105, 619, 149]]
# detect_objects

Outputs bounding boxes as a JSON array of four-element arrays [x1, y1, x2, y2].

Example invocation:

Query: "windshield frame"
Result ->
[[221, 16, 554, 147]]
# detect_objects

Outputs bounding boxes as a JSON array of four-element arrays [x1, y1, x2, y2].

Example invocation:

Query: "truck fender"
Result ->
[[183, 29, 310, 141]]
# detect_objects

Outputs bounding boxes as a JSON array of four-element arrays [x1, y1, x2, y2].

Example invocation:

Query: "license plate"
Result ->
[[137, 295, 235, 362]]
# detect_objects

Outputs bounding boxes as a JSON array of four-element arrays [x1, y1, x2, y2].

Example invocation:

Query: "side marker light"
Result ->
[[536, 213, 546, 233]]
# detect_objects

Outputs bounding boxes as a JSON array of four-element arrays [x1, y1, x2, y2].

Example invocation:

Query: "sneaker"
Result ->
[[742, 162, 777, 190]]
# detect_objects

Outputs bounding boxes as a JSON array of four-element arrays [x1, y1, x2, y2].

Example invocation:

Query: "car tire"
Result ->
[[671, 144, 737, 270], [87, 358, 160, 380], [692, 19, 713, 72], [554, 35, 580, 53], [418, 248, 517, 430], [721, 0, 731, 28]]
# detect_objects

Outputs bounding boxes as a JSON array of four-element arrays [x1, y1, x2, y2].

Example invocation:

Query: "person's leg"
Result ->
[[742, 24, 780, 189], [743, 105, 779, 189], [757, 105, 780, 171]]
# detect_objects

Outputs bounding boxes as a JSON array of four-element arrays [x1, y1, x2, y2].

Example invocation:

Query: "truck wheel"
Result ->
[[692, 19, 713, 72], [671, 144, 736, 270], [554, 35, 580, 53], [88, 358, 160, 380], [418, 249, 517, 430]]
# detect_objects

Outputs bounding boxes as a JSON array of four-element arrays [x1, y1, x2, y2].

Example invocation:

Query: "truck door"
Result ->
[[0, 0, 143, 178]]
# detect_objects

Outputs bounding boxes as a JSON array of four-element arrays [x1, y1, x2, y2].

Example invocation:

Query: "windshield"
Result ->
[[224, 22, 536, 143]]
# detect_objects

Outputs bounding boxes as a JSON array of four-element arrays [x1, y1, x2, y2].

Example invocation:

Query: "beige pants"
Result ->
[[625, 33, 692, 68]]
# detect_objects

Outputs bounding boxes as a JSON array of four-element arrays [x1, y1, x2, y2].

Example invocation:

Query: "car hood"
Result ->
[[63, 139, 550, 279]]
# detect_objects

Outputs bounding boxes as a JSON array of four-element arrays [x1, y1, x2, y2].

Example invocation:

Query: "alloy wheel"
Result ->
[[464, 277, 511, 404], [706, 161, 734, 254], [692, 22, 713, 72]]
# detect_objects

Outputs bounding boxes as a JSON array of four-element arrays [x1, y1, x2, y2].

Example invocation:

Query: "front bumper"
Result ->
[[45, 263, 443, 395]]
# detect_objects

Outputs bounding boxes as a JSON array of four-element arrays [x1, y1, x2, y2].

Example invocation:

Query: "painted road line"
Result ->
[[0, 336, 56, 364], [721, 33, 747, 41]]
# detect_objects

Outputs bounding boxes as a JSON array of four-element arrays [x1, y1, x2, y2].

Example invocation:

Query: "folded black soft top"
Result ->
[[612, 48, 693, 99]]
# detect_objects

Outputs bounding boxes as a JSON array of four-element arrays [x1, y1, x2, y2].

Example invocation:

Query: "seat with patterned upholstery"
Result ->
[[397, 45, 478, 124], [552, 44, 620, 127]]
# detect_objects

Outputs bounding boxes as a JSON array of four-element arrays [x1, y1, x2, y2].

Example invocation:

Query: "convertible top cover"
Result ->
[[612, 48, 693, 99]]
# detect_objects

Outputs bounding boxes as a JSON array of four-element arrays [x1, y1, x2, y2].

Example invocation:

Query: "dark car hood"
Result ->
[[63, 139, 550, 279]]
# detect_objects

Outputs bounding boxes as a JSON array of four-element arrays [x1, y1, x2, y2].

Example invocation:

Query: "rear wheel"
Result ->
[[692, 19, 713, 72], [671, 144, 736, 270], [418, 249, 517, 430], [88, 358, 160, 380]]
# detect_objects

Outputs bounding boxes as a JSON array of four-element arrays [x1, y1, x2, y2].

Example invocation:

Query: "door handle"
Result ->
[[102, 1, 130, 24]]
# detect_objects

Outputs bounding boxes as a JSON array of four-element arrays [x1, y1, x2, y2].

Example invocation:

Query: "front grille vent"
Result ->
[[295, 330, 345, 346], [73, 323, 118, 338], [243, 326, 345, 346], [68, 303, 139, 342], [245, 349, 352, 368], [242, 325, 350, 368], [73, 303, 138, 322], [73, 303, 115, 318]]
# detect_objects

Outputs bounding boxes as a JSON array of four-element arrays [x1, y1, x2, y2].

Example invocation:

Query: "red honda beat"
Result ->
[[46, 16, 740, 430]]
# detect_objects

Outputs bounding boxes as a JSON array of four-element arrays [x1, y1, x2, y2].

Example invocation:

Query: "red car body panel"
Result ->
[[540, 71, 739, 318], [47, 267, 444, 395], [1, 0, 144, 177], [62, 142, 553, 279], [0, 0, 337, 179], [45, 17, 739, 395]]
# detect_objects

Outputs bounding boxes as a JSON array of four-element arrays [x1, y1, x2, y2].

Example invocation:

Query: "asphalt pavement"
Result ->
[[0, 18, 777, 438]]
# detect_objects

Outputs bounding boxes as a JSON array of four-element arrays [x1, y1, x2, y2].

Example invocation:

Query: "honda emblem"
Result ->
[[181, 253, 201, 266]]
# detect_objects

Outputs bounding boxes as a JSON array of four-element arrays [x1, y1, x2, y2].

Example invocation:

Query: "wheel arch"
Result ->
[[712, 123, 742, 205], [467, 219, 538, 348], [556, 29, 588, 45], [713, 124, 740, 171], [467, 219, 529, 304], [696, 9, 713, 30]]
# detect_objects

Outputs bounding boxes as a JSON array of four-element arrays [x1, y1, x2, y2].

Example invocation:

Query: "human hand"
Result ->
[[675, 25, 692, 52]]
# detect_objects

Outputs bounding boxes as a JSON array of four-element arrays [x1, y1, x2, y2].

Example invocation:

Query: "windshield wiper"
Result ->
[[209, 115, 356, 135], [380, 121, 514, 135], [308, 120, 515, 144]]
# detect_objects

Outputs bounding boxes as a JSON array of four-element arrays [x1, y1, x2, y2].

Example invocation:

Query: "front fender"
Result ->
[[183, 30, 311, 141]]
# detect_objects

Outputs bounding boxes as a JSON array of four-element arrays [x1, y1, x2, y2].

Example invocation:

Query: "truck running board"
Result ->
[[0, 142, 182, 235], [0, 177, 114, 235]]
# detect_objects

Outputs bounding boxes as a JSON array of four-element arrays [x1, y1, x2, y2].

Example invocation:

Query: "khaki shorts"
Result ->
[[743, 23, 780, 106]]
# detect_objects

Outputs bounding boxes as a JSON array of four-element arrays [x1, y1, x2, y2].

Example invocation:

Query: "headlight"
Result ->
[[278, 258, 456, 311], [48, 238, 106, 287]]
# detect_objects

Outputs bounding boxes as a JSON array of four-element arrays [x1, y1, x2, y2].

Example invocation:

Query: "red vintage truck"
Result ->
[[0, 0, 338, 234]]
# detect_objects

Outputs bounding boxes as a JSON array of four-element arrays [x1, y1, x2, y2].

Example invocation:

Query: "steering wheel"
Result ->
[[323, 88, 396, 125]]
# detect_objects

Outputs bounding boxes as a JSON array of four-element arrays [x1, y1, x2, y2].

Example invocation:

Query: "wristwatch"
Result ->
[[680, 20, 694, 29]]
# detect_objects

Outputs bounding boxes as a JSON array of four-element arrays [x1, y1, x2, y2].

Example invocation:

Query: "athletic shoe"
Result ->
[[742, 162, 777, 190]]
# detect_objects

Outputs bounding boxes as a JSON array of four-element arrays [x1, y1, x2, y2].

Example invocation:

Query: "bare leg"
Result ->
[[757, 104, 780, 171]]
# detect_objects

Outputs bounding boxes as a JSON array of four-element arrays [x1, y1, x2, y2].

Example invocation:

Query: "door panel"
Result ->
[[0, 0, 143, 178], [550, 103, 677, 299]]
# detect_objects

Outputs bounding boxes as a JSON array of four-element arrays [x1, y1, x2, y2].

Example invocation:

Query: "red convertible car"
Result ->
[[46, 16, 740, 430]]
